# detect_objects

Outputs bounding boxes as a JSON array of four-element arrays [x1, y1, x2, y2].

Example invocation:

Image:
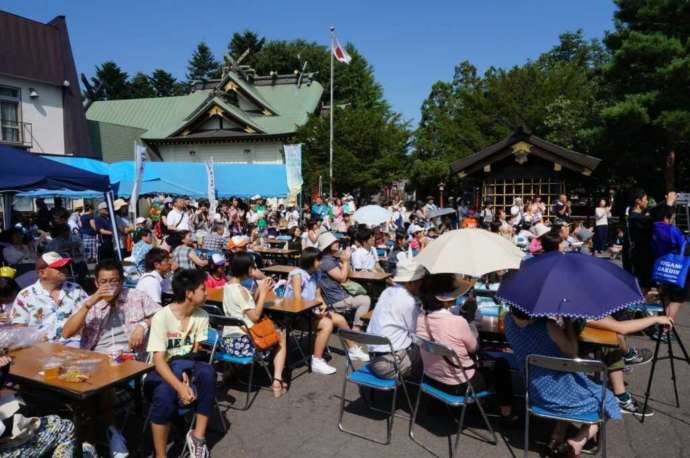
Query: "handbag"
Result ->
[[248, 318, 280, 351], [342, 280, 367, 296], [652, 240, 690, 289]]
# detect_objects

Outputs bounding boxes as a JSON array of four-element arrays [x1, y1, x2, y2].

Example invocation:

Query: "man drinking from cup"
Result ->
[[63, 260, 160, 360]]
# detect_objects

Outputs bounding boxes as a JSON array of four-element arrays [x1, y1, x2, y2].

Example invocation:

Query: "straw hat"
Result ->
[[317, 232, 338, 252], [392, 258, 427, 283], [433, 274, 476, 302]]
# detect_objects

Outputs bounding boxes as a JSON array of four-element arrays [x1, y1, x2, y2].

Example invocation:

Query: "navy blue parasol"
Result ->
[[496, 251, 644, 320]]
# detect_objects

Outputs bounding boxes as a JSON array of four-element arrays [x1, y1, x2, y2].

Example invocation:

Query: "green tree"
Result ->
[[228, 30, 265, 67], [92, 61, 130, 100], [150, 69, 184, 96], [186, 42, 221, 84], [601, 0, 690, 193], [410, 32, 606, 195], [129, 72, 155, 98]]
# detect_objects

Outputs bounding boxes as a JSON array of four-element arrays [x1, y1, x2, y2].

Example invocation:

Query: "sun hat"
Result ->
[[432, 274, 476, 302], [392, 258, 427, 283], [317, 232, 339, 252], [531, 223, 550, 239], [97, 202, 108, 211], [36, 251, 71, 270], [113, 199, 128, 211], [211, 253, 226, 266]]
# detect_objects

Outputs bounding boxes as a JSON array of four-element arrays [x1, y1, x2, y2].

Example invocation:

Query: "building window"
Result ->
[[0, 86, 21, 143]]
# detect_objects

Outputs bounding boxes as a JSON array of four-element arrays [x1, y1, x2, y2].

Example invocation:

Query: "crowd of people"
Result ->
[[0, 187, 685, 457]]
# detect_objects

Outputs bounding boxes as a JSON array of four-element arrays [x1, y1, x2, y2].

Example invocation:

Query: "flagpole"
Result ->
[[329, 26, 335, 200]]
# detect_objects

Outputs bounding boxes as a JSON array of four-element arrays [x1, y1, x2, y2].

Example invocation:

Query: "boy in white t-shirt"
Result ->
[[145, 269, 212, 458], [351, 227, 382, 272]]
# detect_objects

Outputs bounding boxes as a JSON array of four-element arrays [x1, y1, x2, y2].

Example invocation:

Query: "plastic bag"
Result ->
[[0, 326, 44, 351]]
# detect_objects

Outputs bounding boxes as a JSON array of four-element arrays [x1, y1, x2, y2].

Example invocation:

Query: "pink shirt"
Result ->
[[416, 308, 477, 385], [205, 274, 227, 289]]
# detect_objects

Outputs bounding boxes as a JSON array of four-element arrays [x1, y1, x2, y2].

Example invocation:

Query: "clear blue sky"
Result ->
[[2, 0, 616, 126]]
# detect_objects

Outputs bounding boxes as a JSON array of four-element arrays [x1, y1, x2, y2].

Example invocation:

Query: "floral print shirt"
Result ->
[[11, 280, 88, 347], [80, 288, 161, 358]]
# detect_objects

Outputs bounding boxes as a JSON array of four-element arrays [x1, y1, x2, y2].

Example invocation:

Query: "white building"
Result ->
[[0, 11, 93, 156]]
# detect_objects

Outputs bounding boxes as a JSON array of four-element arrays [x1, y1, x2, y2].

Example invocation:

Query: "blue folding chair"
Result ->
[[524, 355, 608, 458], [409, 335, 497, 458], [336, 329, 414, 445], [205, 314, 273, 410]]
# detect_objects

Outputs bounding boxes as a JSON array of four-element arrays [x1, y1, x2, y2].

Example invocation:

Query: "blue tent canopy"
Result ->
[[0, 145, 110, 192], [18, 156, 289, 199]]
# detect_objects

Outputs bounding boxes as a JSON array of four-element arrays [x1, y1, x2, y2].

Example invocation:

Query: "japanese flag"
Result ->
[[332, 37, 351, 64]]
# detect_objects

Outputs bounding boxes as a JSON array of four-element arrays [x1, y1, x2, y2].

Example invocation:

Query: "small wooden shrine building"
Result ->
[[450, 130, 601, 217]]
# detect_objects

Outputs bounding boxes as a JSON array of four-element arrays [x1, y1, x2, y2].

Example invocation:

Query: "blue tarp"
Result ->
[[18, 156, 289, 198], [0, 145, 110, 193]]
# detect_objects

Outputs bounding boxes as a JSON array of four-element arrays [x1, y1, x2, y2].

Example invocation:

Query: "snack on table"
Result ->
[[58, 368, 89, 383]]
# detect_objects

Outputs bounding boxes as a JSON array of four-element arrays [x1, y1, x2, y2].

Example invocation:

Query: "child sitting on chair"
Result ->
[[146, 269, 213, 458]]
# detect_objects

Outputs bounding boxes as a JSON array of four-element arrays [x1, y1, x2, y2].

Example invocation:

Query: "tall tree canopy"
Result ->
[[410, 31, 607, 196], [150, 69, 185, 97], [92, 61, 130, 100], [601, 0, 690, 193], [186, 42, 221, 84], [228, 30, 265, 68], [129, 72, 155, 98]]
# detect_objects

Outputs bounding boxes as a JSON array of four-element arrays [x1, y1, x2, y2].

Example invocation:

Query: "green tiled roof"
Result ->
[[86, 74, 323, 144]]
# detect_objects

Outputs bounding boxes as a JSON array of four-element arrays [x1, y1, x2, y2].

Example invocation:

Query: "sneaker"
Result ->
[[348, 346, 370, 362], [311, 356, 337, 375], [618, 396, 654, 417], [186, 431, 210, 458], [624, 347, 653, 366]]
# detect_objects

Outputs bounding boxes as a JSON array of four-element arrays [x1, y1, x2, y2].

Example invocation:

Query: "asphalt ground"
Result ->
[[198, 310, 690, 458]]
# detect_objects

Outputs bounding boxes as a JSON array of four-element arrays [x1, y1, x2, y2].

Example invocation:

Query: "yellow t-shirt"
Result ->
[[146, 306, 209, 360]]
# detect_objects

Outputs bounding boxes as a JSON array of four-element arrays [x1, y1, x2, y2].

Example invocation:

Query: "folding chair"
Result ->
[[205, 314, 274, 410], [336, 329, 413, 445], [524, 355, 608, 458], [409, 335, 497, 458]]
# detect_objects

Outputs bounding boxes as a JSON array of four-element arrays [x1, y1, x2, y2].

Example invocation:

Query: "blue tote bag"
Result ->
[[652, 241, 690, 288]]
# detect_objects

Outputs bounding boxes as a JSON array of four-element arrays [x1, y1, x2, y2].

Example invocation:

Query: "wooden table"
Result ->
[[264, 295, 321, 373], [265, 238, 289, 248], [477, 321, 619, 348], [9, 343, 152, 453], [262, 265, 297, 276], [253, 247, 300, 266], [9, 342, 152, 400], [349, 271, 391, 282]]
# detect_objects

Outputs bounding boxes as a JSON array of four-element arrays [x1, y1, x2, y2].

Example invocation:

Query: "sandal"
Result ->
[[272, 378, 286, 398]]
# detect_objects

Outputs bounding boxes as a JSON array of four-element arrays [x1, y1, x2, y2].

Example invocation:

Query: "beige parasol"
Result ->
[[416, 228, 524, 277]]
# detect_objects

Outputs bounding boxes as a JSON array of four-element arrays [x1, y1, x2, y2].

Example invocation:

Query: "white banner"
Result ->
[[129, 141, 147, 217], [206, 157, 217, 215], [284, 144, 303, 197]]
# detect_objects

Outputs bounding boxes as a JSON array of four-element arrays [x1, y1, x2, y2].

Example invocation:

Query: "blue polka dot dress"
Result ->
[[504, 314, 621, 420]]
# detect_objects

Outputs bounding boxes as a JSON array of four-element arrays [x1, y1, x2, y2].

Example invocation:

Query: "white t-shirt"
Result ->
[[351, 246, 377, 271], [510, 205, 522, 226], [367, 285, 419, 352], [136, 271, 163, 304], [166, 208, 190, 231], [595, 207, 610, 226]]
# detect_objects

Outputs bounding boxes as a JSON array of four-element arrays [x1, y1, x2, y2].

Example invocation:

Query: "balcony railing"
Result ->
[[0, 121, 32, 148]]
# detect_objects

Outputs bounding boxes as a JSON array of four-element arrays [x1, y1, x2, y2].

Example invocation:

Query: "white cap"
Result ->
[[392, 258, 426, 283], [211, 253, 226, 265], [531, 223, 550, 238], [97, 202, 107, 210], [135, 217, 147, 224]]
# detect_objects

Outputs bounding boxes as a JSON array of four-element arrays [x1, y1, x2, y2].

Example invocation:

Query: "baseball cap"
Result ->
[[392, 258, 427, 283], [135, 217, 147, 224], [36, 251, 71, 270], [228, 236, 248, 250], [211, 253, 226, 266], [163, 197, 173, 204], [97, 202, 108, 211]]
